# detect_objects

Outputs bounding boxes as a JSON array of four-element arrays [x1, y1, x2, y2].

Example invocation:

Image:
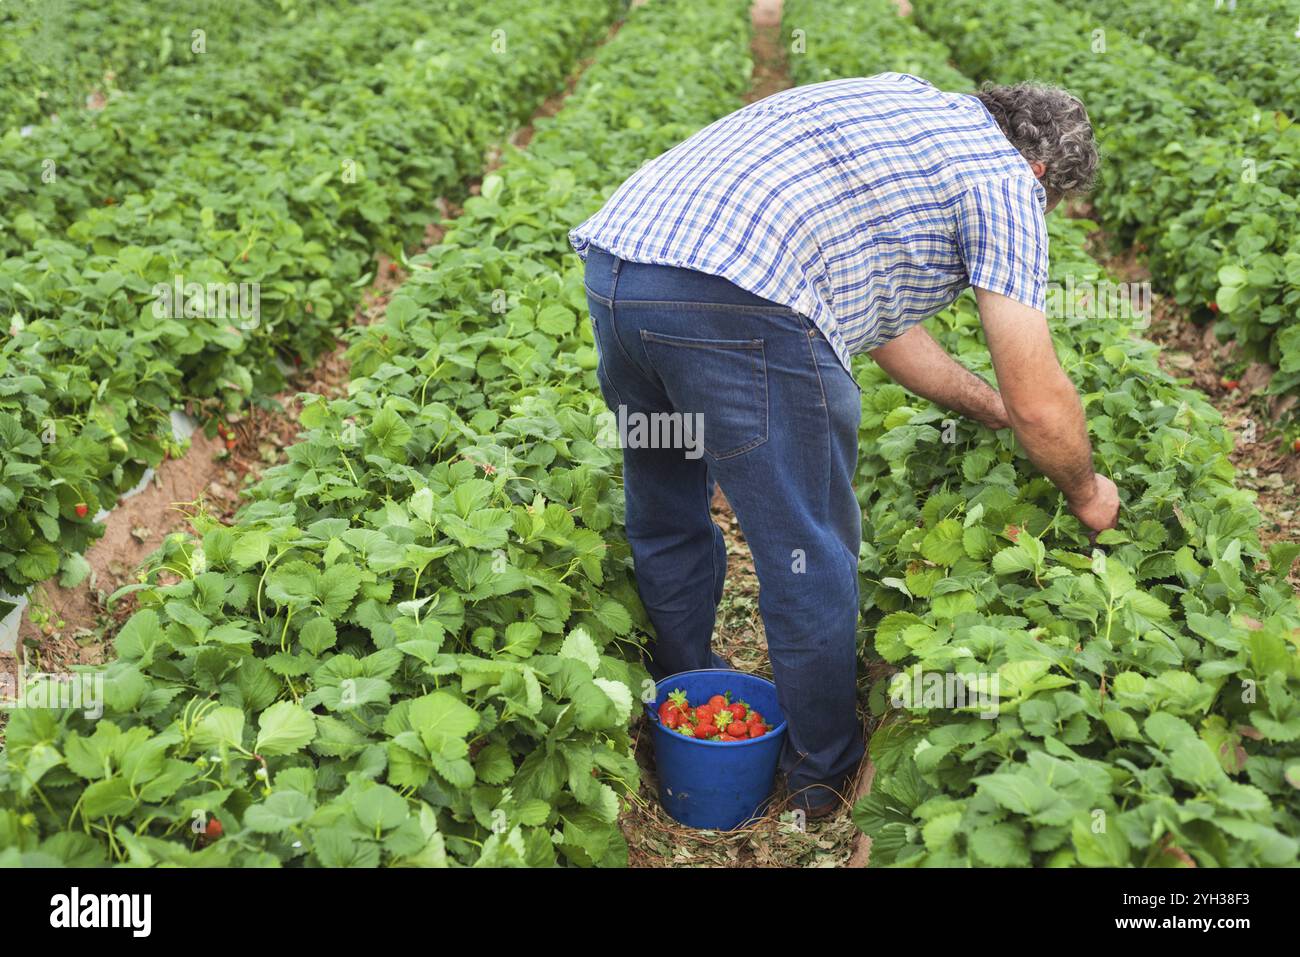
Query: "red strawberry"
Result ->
[[694, 722, 717, 740], [659, 696, 690, 730], [726, 721, 747, 737], [1293, 438, 1300, 453], [205, 818, 223, 840], [720, 733, 740, 742], [708, 695, 727, 711], [225, 438, 237, 450], [747, 711, 764, 726], [726, 702, 747, 720], [749, 724, 766, 739], [74, 502, 88, 518], [1208, 301, 1219, 313], [666, 689, 690, 717]]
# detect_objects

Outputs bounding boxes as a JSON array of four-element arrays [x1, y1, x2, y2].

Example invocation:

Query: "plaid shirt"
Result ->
[[570, 73, 1049, 373]]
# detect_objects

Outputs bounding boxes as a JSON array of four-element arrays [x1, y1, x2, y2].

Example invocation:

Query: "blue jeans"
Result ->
[[583, 246, 865, 809]]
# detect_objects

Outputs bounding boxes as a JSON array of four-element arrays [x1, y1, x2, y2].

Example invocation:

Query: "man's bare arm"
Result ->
[[868, 325, 1010, 429], [973, 287, 1118, 532]]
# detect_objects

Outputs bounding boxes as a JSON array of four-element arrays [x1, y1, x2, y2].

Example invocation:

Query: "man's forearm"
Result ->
[[1003, 371, 1096, 505], [868, 325, 1008, 428]]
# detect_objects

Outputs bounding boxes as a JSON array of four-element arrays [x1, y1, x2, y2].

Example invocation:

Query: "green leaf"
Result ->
[[991, 540, 1042, 576], [559, 627, 601, 673], [81, 778, 137, 820], [592, 678, 634, 724], [244, 791, 314, 833], [255, 702, 317, 757], [299, 617, 338, 655], [474, 743, 515, 784], [500, 621, 542, 658], [317, 563, 363, 616], [1168, 739, 1226, 788], [1071, 814, 1129, 867], [920, 519, 965, 567], [58, 552, 92, 588], [593, 599, 632, 635], [969, 822, 1030, 866], [409, 692, 480, 756], [231, 530, 270, 569], [194, 706, 246, 750], [368, 406, 413, 460], [353, 785, 409, 833], [1217, 263, 1248, 288], [114, 610, 163, 663]]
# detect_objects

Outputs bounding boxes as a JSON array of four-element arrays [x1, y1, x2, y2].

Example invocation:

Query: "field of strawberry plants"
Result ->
[[1, 0, 1297, 873], [1054, 0, 1300, 119], [906, 0, 1300, 404], [791, 0, 1300, 867], [0, 0, 753, 867], [0, 0, 312, 134], [0, 0, 622, 598]]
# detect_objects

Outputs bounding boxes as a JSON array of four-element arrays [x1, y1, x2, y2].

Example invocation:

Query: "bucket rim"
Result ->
[[646, 668, 788, 747]]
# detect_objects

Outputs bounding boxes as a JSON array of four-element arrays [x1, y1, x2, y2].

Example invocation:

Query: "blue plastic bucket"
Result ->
[[645, 669, 788, 830]]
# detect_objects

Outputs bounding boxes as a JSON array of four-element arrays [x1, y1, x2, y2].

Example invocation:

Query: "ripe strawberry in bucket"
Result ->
[[657, 689, 690, 730], [654, 688, 772, 741]]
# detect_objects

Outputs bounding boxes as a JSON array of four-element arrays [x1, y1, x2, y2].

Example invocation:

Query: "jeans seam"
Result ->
[[639, 331, 764, 351], [597, 362, 624, 409], [803, 319, 834, 535], [583, 284, 613, 307], [707, 479, 720, 649], [709, 342, 769, 460], [805, 326, 863, 574], [605, 258, 645, 375], [615, 299, 799, 315]]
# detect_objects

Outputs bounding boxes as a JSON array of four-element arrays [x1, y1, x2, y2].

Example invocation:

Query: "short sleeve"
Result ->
[[955, 176, 1049, 312]]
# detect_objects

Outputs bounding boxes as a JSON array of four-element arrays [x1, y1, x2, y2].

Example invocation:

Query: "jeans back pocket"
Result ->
[[638, 330, 769, 460]]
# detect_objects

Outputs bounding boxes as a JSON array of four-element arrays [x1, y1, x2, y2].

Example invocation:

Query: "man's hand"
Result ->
[[1069, 473, 1120, 535], [869, 325, 1010, 430]]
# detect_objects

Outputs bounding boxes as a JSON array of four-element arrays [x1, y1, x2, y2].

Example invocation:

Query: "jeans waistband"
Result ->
[[583, 245, 794, 312]]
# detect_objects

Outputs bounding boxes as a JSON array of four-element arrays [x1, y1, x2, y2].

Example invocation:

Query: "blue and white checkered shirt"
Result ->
[[570, 73, 1049, 373]]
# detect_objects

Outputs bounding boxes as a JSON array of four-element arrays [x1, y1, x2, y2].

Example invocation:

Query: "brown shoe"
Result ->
[[802, 799, 841, 821], [788, 781, 846, 820]]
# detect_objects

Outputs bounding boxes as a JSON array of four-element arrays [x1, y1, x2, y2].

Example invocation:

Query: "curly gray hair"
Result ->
[[974, 82, 1099, 201]]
